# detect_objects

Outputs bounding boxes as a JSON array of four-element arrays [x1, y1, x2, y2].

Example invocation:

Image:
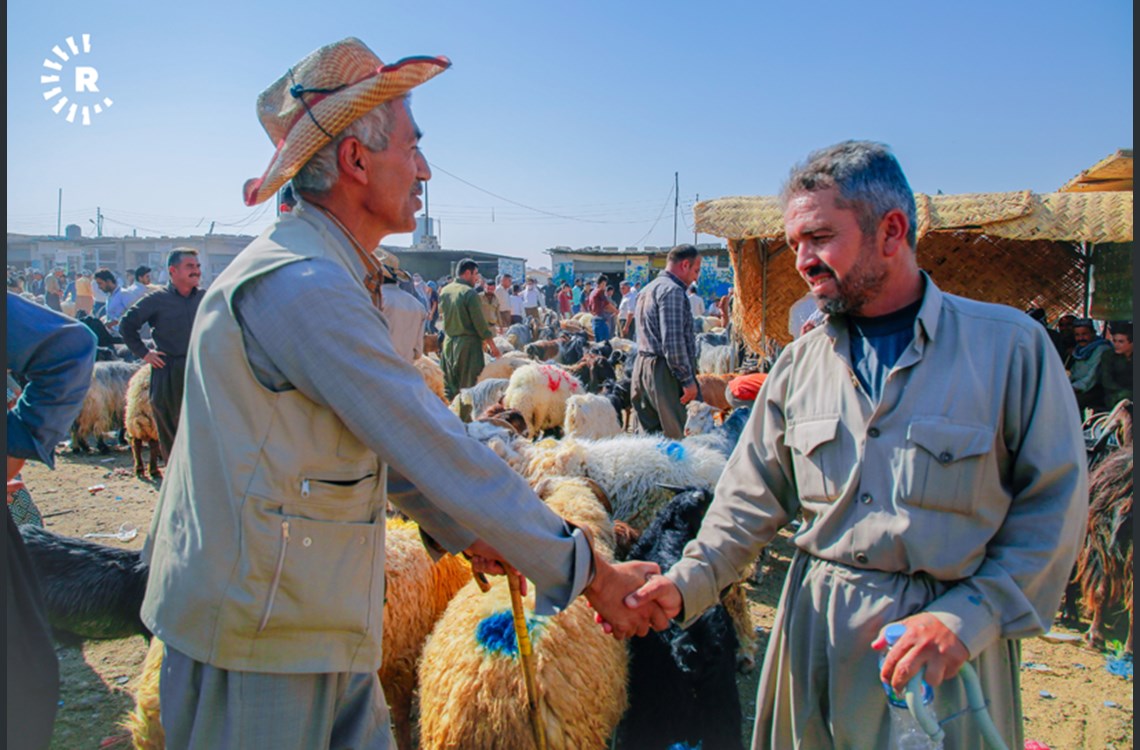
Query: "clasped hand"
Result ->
[[588, 561, 685, 639]]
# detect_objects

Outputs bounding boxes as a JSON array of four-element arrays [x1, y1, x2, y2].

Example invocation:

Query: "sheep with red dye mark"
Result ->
[[503, 363, 584, 436]]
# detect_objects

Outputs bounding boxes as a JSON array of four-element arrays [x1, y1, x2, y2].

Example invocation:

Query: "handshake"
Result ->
[[465, 538, 684, 639]]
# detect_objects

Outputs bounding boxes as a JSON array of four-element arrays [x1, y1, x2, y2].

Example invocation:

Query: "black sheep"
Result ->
[[19, 524, 150, 643], [602, 377, 633, 430], [616, 488, 744, 750], [559, 332, 589, 366]]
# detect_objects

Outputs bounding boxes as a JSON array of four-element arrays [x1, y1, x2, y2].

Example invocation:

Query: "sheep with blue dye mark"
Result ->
[[124, 518, 473, 750], [511, 434, 728, 530], [416, 476, 628, 750], [503, 363, 584, 436]]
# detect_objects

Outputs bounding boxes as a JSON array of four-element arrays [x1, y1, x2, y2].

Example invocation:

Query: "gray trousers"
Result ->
[[753, 552, 1023, 750], [160, 645, 393, 750], [150, 358, 186, 462], [631, 354, 687, 439]]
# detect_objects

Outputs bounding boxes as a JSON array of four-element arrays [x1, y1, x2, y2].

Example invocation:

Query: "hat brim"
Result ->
[[243, 55, 450, 206]]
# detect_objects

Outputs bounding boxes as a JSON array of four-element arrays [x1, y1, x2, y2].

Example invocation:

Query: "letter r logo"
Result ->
[[75, 66, 99, 92]]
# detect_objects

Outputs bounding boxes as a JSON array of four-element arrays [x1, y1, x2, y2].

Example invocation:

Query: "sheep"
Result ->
[[493, 335, 516, 354], [416, 476, 628, 750], [422, 329, 443, 356], [685, 406, 752, 459], [696, 372, 734, 413], [479, 403, 530, 438], [558, 332, 589, 366], [503, 363, 584, 436], [478, 351, 532, 382], [563, 393, 622, 440], [505, 323, 533, 348], [124, 518, 474, 750], [698, 344, 735, 375], [512, 434, 728, 530], [18, 524, 150, 643], [685, 400, 720, 438], [615, 487, 744, 750], [124, 364, 162, 479], [562, 352, 617, 393], [1075, 445, 1133, 654], [71, 360, 140, 453], [413, 355, 448, 404], [524, 339, 562, 361], [450, 377, 510, 423]]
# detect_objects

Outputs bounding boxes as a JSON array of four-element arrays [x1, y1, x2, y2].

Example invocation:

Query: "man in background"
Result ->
[[440, 259, 500, 400], [119, 249, 203, 461], [631, 244, 701, 437]]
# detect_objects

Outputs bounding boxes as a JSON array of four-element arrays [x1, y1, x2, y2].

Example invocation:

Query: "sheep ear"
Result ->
[[579, 477, 613, 516], [533, 477, 555, 501]]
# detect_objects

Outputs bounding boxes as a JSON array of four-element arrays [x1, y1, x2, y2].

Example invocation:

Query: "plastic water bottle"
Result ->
[[880, 623, 942, 749]]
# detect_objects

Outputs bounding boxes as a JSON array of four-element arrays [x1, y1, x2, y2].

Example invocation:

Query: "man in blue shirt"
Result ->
[[94, 268, 129, 331]]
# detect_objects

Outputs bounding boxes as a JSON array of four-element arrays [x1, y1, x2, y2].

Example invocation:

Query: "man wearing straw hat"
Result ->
[[139, 38, 661, 748], [623, 141, 1088, 748]]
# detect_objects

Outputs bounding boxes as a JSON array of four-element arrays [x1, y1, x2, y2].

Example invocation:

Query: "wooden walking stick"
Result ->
[[506, 565, 546, 750]]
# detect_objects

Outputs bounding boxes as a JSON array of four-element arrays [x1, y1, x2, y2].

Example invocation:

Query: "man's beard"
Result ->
[[813, 243, 888, 316]]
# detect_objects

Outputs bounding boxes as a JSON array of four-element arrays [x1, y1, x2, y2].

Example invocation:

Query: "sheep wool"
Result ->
[[449, 378, 510, 422], [503, 363, 584, 435], [125, 517, 473, 750], [563, 393, 622, 440], [124, 364, 162, 478], [478, 351, 532, 383], [515, 435, 728, 530], [413, 355, 448, 404], [417, 477, 628, 750], [72, 360, 139, 451]]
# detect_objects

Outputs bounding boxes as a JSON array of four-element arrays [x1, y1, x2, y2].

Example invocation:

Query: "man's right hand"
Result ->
[[142, 350, 167, 369], [680, 382, 698, 405], [585, 557, 665, 639]]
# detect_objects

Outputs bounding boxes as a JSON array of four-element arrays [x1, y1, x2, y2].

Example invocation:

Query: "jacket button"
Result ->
[[868, 427, 880, 438], [860, 493, 873, 504], [302, 537, 313, 547], [939, 452, 953, 463], [855, 552, 869, 564], [358, 536, 366, 545]]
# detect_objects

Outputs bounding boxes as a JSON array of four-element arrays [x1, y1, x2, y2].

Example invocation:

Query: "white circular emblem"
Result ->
[[41, 34, 112, 126]]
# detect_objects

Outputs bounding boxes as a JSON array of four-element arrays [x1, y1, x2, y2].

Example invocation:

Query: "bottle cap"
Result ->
[[884, 623, 907, 647]]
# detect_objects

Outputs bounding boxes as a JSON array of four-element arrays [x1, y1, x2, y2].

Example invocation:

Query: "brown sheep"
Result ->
[[124, 364, 161, 479]]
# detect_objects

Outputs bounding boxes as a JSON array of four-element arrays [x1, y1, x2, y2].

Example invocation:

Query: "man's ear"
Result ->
[[879, 208, 910, 257], [337, 138, 369, 186]]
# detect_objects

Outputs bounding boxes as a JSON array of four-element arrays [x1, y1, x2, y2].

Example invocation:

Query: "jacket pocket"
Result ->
[[907, 418, 994, 515], [785, 415, 843, 503], [245, 496, 383, 638]]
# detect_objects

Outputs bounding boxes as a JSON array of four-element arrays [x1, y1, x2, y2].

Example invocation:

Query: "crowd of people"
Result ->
[[4, 34, 1131, 750]]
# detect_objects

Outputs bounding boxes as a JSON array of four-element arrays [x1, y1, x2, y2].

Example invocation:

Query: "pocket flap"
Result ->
[[786, 416, 840, 456], [908, 419, 993, 462]]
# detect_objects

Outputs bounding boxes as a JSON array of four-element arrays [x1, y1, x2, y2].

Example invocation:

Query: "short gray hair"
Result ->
[[291, 97, 406, 196], [780, 140, 917, 249]]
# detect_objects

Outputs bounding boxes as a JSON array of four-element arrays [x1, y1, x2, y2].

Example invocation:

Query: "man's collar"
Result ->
[[663, 271, 687, 289], [823, 271, 941, 341]]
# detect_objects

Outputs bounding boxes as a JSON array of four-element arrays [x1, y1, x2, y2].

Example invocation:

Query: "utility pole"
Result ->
[[95, 207, 103, 237], [57, 188, 63, 236], [693, 193, 699, 245], [672, 172, 679, 247]]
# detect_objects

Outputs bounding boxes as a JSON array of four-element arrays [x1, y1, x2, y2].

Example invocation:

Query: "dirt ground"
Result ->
[[18, 445, 1134, 750]]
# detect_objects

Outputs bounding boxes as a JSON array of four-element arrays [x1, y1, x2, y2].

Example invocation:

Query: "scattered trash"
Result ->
[[754, 626, 769, 635], [87, 484, 106, 494], [1103, 700, 1119, 708], [1073, 663, 1088, 670], [1104, 654, 1133, 680], [1024, 741, 1051, 750], [1037, 690, 1054, 699], [42, 509, 77, 519], [115, 675, 130, 685], [100, 457, 116, 463], [82, 523, 138, 542], [1021, 661, 1053, 672], [114, 495, 123, 502], [1038, 630, 1082, 644]]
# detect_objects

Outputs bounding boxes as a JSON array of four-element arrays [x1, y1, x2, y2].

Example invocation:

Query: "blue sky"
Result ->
[[6, 1, 1133, 268]]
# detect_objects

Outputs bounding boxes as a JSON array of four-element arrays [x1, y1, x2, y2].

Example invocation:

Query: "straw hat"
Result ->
[[243, 38, 450, 206]]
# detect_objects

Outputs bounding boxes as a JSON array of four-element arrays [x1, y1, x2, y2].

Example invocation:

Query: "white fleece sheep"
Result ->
[[124, 364, 161, 479], [563, 393, 622, 440], [478, 350, 532, 382], [698, 343, 734, 375], [416, 476, 628, 750], [502, 363, 584, 435], [512, 434, 727, 530]]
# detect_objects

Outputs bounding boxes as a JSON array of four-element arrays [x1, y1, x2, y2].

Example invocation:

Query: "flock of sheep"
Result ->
[[28, 309, 763, 749]]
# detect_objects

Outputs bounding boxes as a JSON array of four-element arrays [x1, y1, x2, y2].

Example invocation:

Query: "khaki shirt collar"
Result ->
[[290, 199, 372, 290]]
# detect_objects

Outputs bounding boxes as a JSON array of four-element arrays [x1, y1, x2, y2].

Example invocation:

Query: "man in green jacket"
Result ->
[[439, 258, 500, 400]]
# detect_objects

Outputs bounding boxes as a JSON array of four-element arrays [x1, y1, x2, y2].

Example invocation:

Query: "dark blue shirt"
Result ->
[[848, 296, 923, 403]]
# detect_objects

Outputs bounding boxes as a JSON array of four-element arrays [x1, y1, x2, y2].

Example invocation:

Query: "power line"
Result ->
[[628, 181, 676, 248]]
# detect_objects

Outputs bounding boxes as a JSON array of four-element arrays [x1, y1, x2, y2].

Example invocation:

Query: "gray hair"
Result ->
[[780, 140, 917, 249], [291, 97, 406, 196]]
